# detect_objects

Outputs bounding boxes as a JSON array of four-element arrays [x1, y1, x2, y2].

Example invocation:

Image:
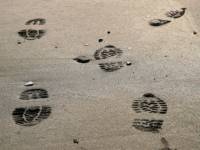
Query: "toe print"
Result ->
[[18, 29, 46, 40], [12, 106, 51, 126], [25, 18, 46, 25], [99, 61, 124, 72], [94, 45, 123, 60], [149, 19, 171, 26], [132, 93, 168, 114], [20, 89, 49, 100], [166, 8, 186, 18], [132, 119, 163, 133]]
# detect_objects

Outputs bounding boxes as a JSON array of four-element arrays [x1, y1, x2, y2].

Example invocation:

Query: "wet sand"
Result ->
[[0, 0, 200, 150]]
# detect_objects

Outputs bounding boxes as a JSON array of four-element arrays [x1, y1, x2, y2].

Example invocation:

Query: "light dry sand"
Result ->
[[0, 0, 200, 150], [177, 0, 200, 29]]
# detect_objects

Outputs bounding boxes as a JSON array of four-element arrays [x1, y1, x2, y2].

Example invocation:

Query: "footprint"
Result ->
[[94, 45, 123, 60], [25, 18, 46, 25], [18, 29, 46, 40], [149, 19, 171, 26], [132, 119, 163, 133], [132, 93, 168, 114], [166, 8, 186, 19], [12, 106, 51, 126], [20, 88, 49, 100], [98, 61, 124, 72]]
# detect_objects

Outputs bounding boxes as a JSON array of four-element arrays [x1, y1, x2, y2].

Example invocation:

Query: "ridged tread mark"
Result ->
[[12, 106, 51, 126], [133, 119, 163, 133], [94, 45, 123, 60], [132, 93, 168, 114], [165, 8, 186, 19], [18, 29, 46, 40], [99, 61, 124, 72]]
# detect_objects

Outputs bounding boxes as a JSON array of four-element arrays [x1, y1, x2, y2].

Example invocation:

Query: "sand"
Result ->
[[177, 0, 200, 30], [0, 0, 200, 150]]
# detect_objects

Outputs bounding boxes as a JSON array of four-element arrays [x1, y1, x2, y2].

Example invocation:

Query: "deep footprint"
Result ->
[[133, 119, 163, 133], [132, 93, 168, 114], [20, 88, 49, 100], [94, 45, 123, 60], [25, 18, 46, 25], [149, 19, 171, 26], [12, 106, 51, 126], [18, 29, 46, 40], [99, 61, 124, 72]]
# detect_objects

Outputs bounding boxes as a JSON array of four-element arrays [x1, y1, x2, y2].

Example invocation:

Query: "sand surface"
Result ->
[[0, 0, 200, 150], [177, 0, 200, 29]]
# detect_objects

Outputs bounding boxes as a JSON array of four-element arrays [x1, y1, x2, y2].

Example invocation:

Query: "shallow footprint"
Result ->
[[12, 106, 51, 126], [20, 88, 49, 100], [25, 18, 46, 25]]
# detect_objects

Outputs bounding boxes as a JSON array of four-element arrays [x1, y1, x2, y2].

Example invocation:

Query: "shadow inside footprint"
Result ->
[[149, 19, 171, 26], [18, 29, 46, 40], [12, 106, 51, 126], [20, 88, 49, 100], [73, 56, 91, 63]]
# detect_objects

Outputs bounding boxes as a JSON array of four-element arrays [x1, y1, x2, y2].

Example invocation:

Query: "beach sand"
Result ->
[[0, 0, 200, 149]]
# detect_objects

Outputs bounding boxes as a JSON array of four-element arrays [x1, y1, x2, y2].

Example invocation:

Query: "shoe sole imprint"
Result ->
[[94, 45, 123, 60], [20, 88, 49, 100], [132, 93, 168, 114], [165, 9, 186, 18], [133, 119, 163, 133], [12, 106, 51, 126], [99, 61, 124, 72], [18, 29, 46, 40]]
